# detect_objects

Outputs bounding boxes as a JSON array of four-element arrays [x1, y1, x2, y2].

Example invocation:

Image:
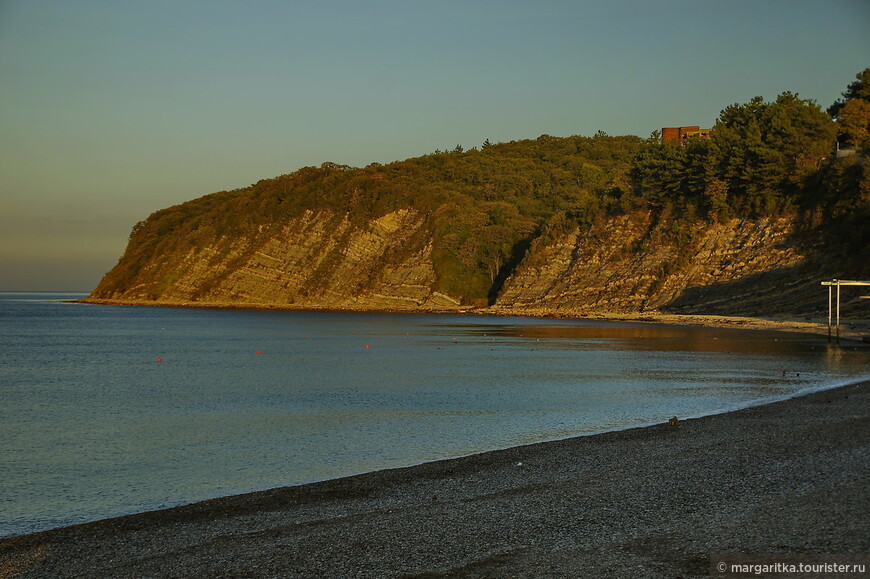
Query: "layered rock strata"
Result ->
[[91, 209, 459, 309], [91, 209, 863, 317], [495, 214, 838, 316]]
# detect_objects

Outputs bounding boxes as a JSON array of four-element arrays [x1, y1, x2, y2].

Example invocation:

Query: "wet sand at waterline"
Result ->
[[2, 380, 867, 578]]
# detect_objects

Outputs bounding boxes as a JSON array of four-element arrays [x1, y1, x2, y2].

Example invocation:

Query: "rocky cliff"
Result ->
[[494, 213, 846, 316], [90, 208, 459, 309], [89, 206, 865, 317]]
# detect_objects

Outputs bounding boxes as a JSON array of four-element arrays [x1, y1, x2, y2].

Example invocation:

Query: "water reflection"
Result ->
[[422, 318, 832, 354]]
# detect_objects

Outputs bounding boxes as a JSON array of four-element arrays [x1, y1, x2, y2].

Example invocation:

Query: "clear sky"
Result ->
[[1, 0, 868, 291]]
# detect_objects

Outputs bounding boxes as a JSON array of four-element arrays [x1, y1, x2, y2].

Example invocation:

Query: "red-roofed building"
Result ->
[[662, 126, 712, 143]]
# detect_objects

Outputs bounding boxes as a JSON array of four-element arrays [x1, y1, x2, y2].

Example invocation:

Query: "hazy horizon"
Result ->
[[1, 0, 868, 291]]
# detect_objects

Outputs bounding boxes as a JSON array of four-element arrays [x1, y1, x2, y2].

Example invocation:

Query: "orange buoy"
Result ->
[[156, 358, 163, 362]]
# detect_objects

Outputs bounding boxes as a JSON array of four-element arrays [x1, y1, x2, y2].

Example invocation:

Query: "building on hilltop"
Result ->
[[662, 126, 712, 143]]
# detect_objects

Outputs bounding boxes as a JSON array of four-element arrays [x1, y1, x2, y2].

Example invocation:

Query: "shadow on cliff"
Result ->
[[661, 217, 870, 318], [661, 264, 858, 317], [487, 235, 536, 306]]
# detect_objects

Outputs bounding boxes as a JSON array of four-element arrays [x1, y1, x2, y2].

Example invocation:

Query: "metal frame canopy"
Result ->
[[820, 279, 870, 341]]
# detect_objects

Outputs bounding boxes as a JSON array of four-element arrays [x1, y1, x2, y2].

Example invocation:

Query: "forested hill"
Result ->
[[89, 70, 870, 317], [90, 134, 646, 306]]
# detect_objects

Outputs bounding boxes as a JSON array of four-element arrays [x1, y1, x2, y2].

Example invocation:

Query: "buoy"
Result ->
[[156, 358, 163, 362], [365, 345, 371, 349], [256, 350, 262, 354]]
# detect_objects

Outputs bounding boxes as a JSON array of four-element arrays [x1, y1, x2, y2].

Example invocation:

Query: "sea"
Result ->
[[1, 291, 868, 538]]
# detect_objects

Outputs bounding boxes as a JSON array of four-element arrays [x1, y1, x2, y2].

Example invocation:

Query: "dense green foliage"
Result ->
[[829, 68, 870, 150], [828, 68, 870, 119], [630, 92, 839, 220]]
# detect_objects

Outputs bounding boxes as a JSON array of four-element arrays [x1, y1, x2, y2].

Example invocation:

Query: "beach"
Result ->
[[1, 379, 867, 578]]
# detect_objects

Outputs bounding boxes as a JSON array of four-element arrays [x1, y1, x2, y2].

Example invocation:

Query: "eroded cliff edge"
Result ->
[[495, 213, 837, 316], [88, 207, 865, 318], [90, 208, 459, 309]]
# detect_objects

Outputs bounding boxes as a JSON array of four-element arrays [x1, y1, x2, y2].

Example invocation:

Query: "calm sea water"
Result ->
[[1, 291, 868, 537]]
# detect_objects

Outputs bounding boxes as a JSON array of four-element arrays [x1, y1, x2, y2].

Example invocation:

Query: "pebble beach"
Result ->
[[1, 378, 868, 578]]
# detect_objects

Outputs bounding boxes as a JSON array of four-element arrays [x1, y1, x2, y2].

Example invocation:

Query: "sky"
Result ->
[[0, 0, 868, 291]]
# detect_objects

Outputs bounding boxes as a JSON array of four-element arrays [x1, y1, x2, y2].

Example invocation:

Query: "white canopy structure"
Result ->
[[820, 279, 870, 341]]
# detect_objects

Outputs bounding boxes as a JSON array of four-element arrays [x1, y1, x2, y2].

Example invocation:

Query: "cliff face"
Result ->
[[91, 207, 862, 317], [495, 213, 834, 315], [90, 208, 459, 309]]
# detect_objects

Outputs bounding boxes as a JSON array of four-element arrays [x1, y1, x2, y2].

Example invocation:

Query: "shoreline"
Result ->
[[77, 298, 870, 340], [2, 379, 868, 578]]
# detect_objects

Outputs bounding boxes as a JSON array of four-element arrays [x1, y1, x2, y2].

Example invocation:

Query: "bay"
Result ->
[[1, 291, 867, 538]]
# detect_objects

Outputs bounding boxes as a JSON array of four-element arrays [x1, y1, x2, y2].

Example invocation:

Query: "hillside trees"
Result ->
[[837, 99, 870, 149], [630, 92, 837, 218], [709, 92, 836, 213], [828, 68, 870, 150], [827, 67, 870, 119]]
